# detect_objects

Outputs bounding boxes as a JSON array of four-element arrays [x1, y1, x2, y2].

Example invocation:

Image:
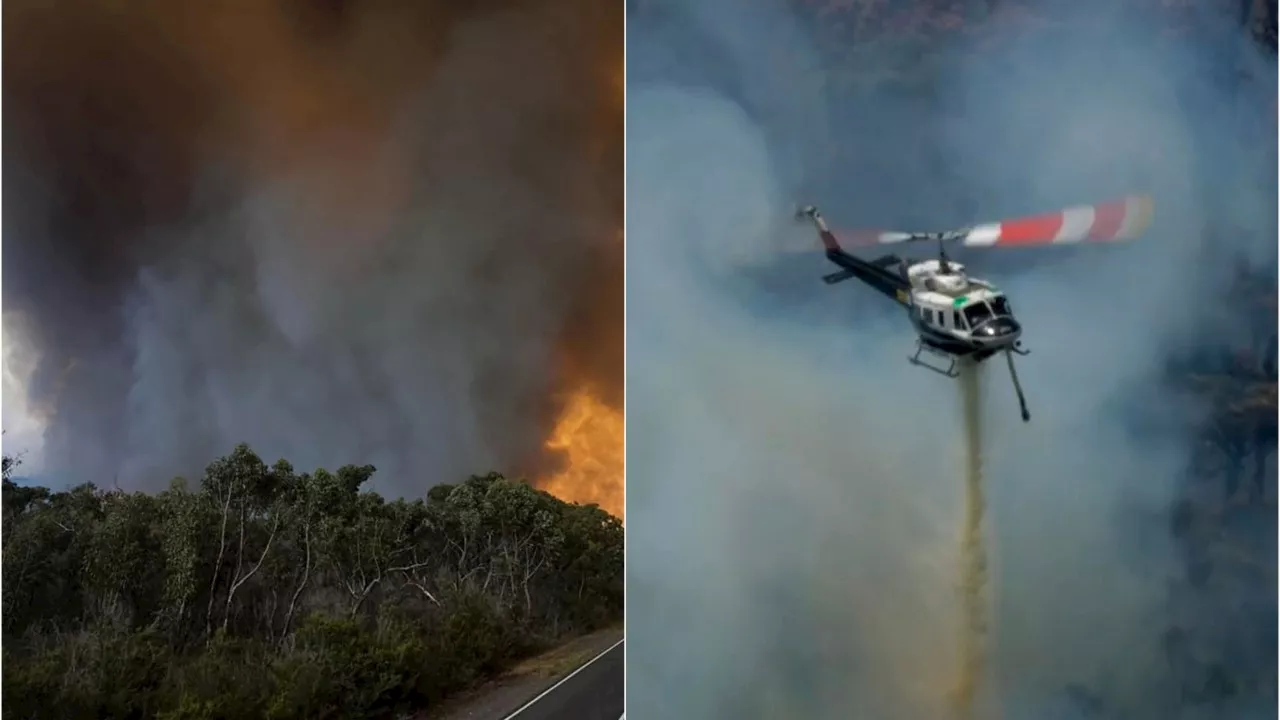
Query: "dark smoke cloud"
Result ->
[[3, 0, 622, 492], [626, 0, 1274, 718]]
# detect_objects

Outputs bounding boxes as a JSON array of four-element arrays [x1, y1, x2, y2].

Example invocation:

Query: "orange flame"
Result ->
[[539, 387, 624, 521]]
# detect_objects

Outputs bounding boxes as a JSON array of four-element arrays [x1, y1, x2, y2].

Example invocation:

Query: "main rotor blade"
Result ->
[[834, 230, 921, 246], [961, 195, 1154, 248], [792, 194, 1153, 253]]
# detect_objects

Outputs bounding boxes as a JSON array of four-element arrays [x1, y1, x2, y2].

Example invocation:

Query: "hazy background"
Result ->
[[626, 0, 1275, 717], [3, 0, 623, 498]]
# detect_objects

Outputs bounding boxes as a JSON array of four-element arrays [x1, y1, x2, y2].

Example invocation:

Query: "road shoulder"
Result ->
[[423, 624, 624, 720]]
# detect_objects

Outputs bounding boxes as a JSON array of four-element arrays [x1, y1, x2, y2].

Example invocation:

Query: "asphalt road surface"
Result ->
[[501, 638, 624, 720]]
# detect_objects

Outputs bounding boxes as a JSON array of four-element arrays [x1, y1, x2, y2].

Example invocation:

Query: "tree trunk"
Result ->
[[223, 517, 279, 633], [206, 485, 235, 638], [281, 522, 311, 641]]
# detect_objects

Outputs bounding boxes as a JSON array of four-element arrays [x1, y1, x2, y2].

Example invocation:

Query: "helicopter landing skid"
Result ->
[[908, 342, 961, 378]]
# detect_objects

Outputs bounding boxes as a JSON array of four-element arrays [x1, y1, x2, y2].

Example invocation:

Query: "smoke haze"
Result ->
[[3, 0, 623, 493], [626, 1, 1274, 717]]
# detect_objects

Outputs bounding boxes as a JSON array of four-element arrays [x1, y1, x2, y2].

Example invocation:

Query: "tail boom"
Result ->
[[798, 204, 911, 304]]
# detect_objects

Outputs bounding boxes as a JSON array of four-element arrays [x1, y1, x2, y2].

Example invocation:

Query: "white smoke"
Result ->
[[625, 2, 1274, 717]]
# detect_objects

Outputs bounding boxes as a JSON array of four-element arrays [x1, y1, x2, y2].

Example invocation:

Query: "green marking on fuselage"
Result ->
[[952, 296, 967, 307]]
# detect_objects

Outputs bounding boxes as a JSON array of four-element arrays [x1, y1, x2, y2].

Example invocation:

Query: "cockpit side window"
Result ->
[[990, 295, 1011, 317], [952, 310, 963, 328], [963, 302, 993, 327]]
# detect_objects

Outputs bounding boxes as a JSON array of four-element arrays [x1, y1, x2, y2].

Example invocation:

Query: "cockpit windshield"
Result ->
[[962, 302, 993, 328], [989, 295, 1011, 317]]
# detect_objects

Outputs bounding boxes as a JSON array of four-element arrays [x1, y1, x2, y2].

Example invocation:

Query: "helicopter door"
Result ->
[[922, 306, 946, 331]]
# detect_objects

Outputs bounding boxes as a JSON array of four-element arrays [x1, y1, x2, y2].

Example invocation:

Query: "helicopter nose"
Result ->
[[975, 317, 1021, 342], [991, 316, 1020, 336]]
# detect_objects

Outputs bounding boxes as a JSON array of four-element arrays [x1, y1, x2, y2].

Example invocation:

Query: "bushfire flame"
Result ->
[[539, 387, 624, 521]]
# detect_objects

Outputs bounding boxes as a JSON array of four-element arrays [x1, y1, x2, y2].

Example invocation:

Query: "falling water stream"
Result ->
[[951, 360, 992, 720]]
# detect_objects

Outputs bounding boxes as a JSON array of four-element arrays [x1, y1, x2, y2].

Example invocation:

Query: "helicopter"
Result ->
[[795, 195, 1154, 422]]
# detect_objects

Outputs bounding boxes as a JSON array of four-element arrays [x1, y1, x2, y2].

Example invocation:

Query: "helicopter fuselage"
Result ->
[[799, 201, 1050, 421], [904, 259, 1024, 359], [822, 250, 1024, 361]]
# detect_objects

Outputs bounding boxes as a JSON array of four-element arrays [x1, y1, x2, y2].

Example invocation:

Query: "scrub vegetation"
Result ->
[[1, 446, 624, 720]]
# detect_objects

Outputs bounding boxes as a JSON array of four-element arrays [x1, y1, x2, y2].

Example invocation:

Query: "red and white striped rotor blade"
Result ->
[[839, 229, 921, 245], [776, 228, 912, 253], [962, 195, 1154, 248], [831, 230, 917, 247]]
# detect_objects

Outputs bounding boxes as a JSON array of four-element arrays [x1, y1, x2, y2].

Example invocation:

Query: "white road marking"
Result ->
[[501, 638, 625, 719]]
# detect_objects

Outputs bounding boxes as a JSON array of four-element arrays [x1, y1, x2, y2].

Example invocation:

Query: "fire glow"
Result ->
[[539, 387, 624, 521]]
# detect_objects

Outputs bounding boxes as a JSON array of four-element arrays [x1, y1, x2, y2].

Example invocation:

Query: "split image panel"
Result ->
[[623, 1, 1277, 718], [2, 2, 622, 718]]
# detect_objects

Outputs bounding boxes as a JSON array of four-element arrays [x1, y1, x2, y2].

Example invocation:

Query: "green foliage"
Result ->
[[269, 614, 428, 719], [3, 627, 170, 720], [1, 446, 622, 720]]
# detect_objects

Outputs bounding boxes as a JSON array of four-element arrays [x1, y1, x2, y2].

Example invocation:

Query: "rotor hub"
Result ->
[[931, 273, 969, 294]]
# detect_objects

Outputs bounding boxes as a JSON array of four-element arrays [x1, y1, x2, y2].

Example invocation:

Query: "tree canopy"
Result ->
[[1, 444, 623, 720]]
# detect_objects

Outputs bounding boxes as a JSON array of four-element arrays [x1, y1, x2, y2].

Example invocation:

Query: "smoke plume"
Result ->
[[626, 0, 1274, 717], [3, 0, 622, 493]]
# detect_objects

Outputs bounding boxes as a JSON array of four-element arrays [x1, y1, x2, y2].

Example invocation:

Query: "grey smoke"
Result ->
[[3, 0, 622, 493], [626, 1, 1273, 718]]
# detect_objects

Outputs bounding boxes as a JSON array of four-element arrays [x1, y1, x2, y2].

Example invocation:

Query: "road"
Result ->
[[501, 638, 624, 720]]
